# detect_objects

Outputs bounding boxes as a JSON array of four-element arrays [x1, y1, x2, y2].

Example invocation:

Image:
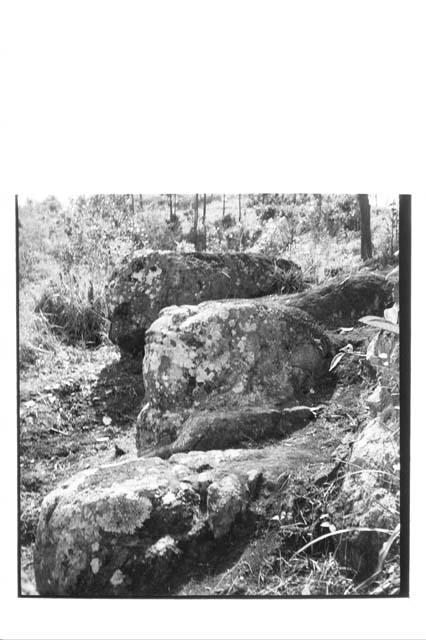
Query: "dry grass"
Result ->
[[285, 232, 362, 284], [35, 271, 109, 347]]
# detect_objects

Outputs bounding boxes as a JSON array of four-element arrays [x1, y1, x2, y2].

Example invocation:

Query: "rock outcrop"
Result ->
[[34, 420, 344, 596], [136, 274, 392, 454], [32, 265, 398, 597], [137, 300, 333, 453], [107, 250, 301, 356], [334, 410, 399, 579]]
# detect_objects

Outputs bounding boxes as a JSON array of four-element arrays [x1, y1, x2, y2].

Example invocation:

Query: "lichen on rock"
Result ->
[[34, 421, 344, 596], [138, 298, 332, 451]]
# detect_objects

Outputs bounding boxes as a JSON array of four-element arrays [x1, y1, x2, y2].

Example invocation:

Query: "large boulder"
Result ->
[[280, 272, 393, 329], [107, 250, 301, 356], [34, 420, 344, 596], [137, 299, 333, 453], [136, 273, 392, 455]]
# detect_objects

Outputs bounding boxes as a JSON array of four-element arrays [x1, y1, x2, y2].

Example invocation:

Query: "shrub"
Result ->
[[285, 231, 362, 284], [274, 264, 305, 293], [251, 218, 291, 256], [137, 213, 182, 250]]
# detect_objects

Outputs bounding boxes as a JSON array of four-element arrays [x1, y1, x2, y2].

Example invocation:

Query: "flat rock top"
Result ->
[[54, 419, 342, 501]]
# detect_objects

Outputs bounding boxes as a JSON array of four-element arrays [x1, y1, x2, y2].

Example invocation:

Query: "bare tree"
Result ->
[[314, 193, 324, 237], [202, 193, 207, 250], [139, 194, 144, 211], [193, 193, 199, 250], [222, 194, 226, 219], [238, 194, 242, 222], [174, 194, 177, 217], [168, 194, 173, 222], [16, 194, 20, 228], [358, 194, 373, 260], [316, 193, 322, 218], [131, 194, 135, 217]]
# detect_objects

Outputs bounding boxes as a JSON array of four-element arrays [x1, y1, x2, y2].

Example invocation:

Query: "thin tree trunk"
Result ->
[[238, 194, 242, 222], [168, 194, 173, 222], [139, 194, 143, 211], [358, 194, 373, 260], [193, 193, 199, 249], [222, 194, 226, 219], [131, 194, 135, 217], [174, 194, 177, 217], [314, 193, 323, 233], [202, 193, 207, 250]]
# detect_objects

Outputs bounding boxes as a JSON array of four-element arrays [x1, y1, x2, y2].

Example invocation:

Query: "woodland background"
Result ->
[[19, 193, 399, 368]]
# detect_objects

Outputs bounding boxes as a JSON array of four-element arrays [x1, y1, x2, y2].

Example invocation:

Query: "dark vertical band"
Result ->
[[399, 194, 411, 597]]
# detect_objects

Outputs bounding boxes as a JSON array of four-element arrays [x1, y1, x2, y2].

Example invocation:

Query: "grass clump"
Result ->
[[35, 272, 109, 347], [19, 293, 62, 370], [274, 263, 305, 293]]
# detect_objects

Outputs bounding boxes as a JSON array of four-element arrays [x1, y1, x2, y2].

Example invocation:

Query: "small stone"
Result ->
[[145, 535, 179, 560], [246, 469, 262, 496], [110, 569, 124, 586], [366, 386, 392, 417], [162, 491, 178, 506], [90, 558, 100, 574], [207, 474, 249, 539]]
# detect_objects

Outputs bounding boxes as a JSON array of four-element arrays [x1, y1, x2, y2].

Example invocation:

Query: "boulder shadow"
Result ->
[[91, 356, 145, 429]]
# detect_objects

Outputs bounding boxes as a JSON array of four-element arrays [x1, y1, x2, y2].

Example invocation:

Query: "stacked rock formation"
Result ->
[[107, 250, 302, 356], [34, 250, 394, 596]]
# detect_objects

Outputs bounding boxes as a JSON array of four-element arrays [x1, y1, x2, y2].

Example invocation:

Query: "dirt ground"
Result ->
[[19, 344, 145, 594]]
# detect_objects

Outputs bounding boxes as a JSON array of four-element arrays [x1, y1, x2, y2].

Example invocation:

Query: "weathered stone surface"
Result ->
[[138, 405, 318, 459], [365, 385, 392, 417], [280, 273, 393, 329], [34, 421, 343, 596], [137, 299, 333, 452], [334, 411, 399, 579], [107, 250, 301, 356], [207, 474, 249, 539]]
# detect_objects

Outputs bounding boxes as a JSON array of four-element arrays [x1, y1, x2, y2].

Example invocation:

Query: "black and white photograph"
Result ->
[[2, 0, 424, 637], [18, 193, 407, 598]]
